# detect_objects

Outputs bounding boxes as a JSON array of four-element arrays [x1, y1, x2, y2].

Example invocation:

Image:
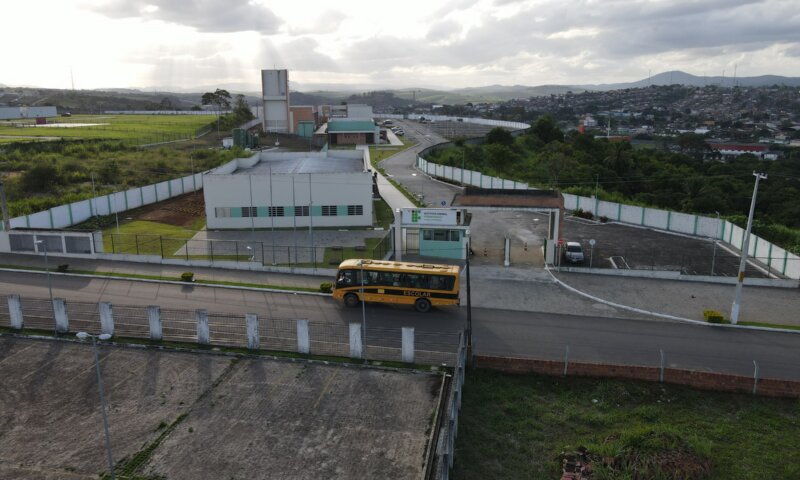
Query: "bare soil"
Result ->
[[134, 192, 205, 228]]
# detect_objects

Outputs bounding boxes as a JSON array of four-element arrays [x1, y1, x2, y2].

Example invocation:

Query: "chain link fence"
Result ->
[[105, 232, 393, 268]]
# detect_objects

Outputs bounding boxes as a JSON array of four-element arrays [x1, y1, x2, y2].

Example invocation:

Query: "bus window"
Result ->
[[336, 269, 358, 287]]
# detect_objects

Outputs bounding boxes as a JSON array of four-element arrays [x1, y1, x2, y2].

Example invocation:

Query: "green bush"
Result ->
[[56, 264, 69, 273], [572, 208, 594, 220], [703, 309, 727, 324], [180, 272, 194, 282], [319, 282, 333, 293]]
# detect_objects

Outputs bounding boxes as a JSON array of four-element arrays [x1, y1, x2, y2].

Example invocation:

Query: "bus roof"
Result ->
[[337, 259, 460, 275]]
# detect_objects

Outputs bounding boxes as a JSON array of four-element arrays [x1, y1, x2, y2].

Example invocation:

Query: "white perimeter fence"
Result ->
[[416, 156, 800, 280]]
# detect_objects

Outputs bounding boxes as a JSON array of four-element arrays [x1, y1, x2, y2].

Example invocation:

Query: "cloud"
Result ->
[[426, 20, 462, 42], [91, 0, 283, 33], [259, 38, 339, 72], [288, 10, 347, 35]]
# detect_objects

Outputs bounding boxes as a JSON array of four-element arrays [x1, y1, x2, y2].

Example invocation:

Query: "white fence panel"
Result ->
[[669, 212, 695, 235], [27, 211, 51, 229], [643, 208, 668, 230], [696, 216, 720, 238], [619, 204, 642, 224], [597, 200, 617, 219], [50, 205, 72, 228], [155, 181, 170, 201]]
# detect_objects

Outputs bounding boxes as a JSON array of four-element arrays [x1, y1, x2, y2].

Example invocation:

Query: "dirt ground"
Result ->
[[0, 336, 444, 480], [134, 192, 205, 228]]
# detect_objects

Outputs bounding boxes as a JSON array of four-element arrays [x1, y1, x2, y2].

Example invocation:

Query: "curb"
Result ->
[[0, 267, 331, 297], [545, 266, 800, 335]]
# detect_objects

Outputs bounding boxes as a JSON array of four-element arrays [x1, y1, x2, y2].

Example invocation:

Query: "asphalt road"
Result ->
[[4, 271, 800, 381]]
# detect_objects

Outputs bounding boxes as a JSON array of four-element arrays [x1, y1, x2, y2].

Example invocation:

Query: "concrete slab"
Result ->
[[0, 337, 443, 480]]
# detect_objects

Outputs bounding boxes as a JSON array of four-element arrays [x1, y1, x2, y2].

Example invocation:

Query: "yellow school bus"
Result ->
[[332, 259, 460, 312]]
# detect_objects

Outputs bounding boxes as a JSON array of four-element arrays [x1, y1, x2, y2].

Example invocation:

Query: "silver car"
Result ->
[[563, 241, 585, 263]]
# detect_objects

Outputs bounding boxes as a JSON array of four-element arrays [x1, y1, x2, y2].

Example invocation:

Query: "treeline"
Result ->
[[427, 117, 800, 253], [0, 140, 244, 217]]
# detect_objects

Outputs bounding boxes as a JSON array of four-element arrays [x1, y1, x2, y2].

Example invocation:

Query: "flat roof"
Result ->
[[236, 156, 364, 175], [328, 119, 376, 133]]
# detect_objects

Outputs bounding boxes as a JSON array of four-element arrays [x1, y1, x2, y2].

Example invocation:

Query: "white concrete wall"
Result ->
[[5, 172, 204, 231]]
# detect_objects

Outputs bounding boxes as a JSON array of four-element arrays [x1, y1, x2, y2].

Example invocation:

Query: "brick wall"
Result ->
[[475, 355, 800, 398]]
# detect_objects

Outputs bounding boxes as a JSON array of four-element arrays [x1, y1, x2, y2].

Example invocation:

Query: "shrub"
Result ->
[[56, 264, 69, 273], [180, 272, 194, 282], [599, 215, 609, 223], [703, 309, 727, 324], [572, 208, 594, 220], [319, 282, 333, 293]]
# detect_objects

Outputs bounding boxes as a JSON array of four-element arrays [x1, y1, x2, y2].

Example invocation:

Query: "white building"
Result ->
[[0, 106, 57, 120], [204, 150, 374, 229], [262, 69, 290, 133]]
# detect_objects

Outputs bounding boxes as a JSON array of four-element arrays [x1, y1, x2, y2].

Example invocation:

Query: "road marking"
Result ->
[[312, 367, 340, 410]]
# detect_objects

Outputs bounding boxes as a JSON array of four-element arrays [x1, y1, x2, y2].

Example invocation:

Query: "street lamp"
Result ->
[[76, 332, 115, 480], [246, 245, 254, 262], [358, 259, 367, 358], [731, 172, 767, 324], [34, 239, 56, 335]]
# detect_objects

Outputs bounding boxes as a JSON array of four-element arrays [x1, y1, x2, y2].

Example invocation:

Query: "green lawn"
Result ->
[[453, 370, 800, 479], [103, 220, 197, 255], [0, 114, 216, 144]]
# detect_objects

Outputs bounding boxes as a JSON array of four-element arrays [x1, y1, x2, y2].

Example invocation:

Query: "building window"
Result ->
[[449, 230, 460, 241], [433, 230, 447, 241], [215, 207, 231, 218], [241, 207, 257, 217], [295, 206, 309, 216], [268, 206, 285, 217], [322, 205, 338, 216], [423, 230, 432, 241], [347, 205, 363, 216]]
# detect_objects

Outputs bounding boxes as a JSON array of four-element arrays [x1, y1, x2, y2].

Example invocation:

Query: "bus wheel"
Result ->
[[414, 298, 431, 313], [344, 293, 360, 308]]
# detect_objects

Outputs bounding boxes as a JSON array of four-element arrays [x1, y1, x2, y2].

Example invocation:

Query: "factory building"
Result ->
[[204, 149, 374, 229]]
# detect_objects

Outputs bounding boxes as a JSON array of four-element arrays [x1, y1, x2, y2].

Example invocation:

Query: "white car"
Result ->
[[563, 242, 585, 263]]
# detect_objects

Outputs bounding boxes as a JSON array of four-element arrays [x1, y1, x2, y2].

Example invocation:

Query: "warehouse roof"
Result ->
[[235, 156, 364, 175], [327, 119, 376, 133]]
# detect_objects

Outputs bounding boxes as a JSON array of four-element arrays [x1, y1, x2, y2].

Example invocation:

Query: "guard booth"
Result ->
[[394, 208, 470, 261]]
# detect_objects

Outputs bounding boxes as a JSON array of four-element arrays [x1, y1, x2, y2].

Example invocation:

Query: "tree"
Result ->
[[232, 94, 254, 123], [485, 127, 513, 146], [201, 89, 232, 137], [532, 114, 564, 144]]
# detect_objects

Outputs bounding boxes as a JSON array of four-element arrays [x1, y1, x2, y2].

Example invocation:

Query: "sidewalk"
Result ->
[[0, 253, 330, 289]]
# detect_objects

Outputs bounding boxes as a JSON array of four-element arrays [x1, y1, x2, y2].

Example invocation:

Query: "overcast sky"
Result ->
[[4, 0, 800, 92]]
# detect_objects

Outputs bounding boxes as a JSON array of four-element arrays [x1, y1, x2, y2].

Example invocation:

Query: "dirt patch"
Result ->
[[135, 192, 205, 228]]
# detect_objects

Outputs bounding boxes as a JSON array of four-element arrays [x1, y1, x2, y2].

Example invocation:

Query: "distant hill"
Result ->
[[577, 70, 800, 90]]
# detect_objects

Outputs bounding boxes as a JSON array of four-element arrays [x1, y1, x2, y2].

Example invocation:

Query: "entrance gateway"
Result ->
[[450, 188, 564, 265], [394, 208, 471, 261]]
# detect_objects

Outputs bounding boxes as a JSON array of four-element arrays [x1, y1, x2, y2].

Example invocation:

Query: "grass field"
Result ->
[[453, 370, 800, 479], [103, 220, 198, 255], [0, 114, 216, 144]]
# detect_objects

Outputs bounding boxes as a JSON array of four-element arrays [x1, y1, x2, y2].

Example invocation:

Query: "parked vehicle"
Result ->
[[563, 241, 585, 263]]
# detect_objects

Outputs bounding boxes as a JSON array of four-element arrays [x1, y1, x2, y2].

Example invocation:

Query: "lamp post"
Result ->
[[731, 172, 767, 324], [359, 259, 367, 358], [76, 332, 115, 480], [34, 240, 55, 335], [246, 245, 254, 262]]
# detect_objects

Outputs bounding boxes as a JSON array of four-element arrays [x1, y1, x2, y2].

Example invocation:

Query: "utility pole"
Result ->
[[0, 180, 11, 231], [730, 172, 767, 324]]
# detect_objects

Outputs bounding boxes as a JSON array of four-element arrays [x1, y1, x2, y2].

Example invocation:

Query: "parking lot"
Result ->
[[560, 216, 770, 278], [0, 337, 443, 479]]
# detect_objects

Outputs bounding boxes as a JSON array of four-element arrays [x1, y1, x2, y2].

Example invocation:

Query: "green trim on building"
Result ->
[[311, 205, 322, 216], [337, 205, 348, 216]]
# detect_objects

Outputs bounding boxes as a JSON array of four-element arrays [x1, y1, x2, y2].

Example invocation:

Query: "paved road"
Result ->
[[381, 120, 462, 208], [4, 271, 800, 381]]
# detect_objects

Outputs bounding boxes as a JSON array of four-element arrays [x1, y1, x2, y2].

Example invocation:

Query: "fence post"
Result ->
[[196, 310, 209, 345], [401, 327, 414, 363], [135, 234, 140, 255], [159, 237, 164, 258], [349, 323, 362, 359], [752, 360, 760, 395], [563, 345, 569, 376], [53, 298, 69, 333], [246, 313, 259, 350], [148, 306, 162, 340], [8, 295, 23, 329], [659, 349, 665, 383], [297, 319, 310, 354], [209, 240, 214, 263], [99, 302, 114, 336]]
